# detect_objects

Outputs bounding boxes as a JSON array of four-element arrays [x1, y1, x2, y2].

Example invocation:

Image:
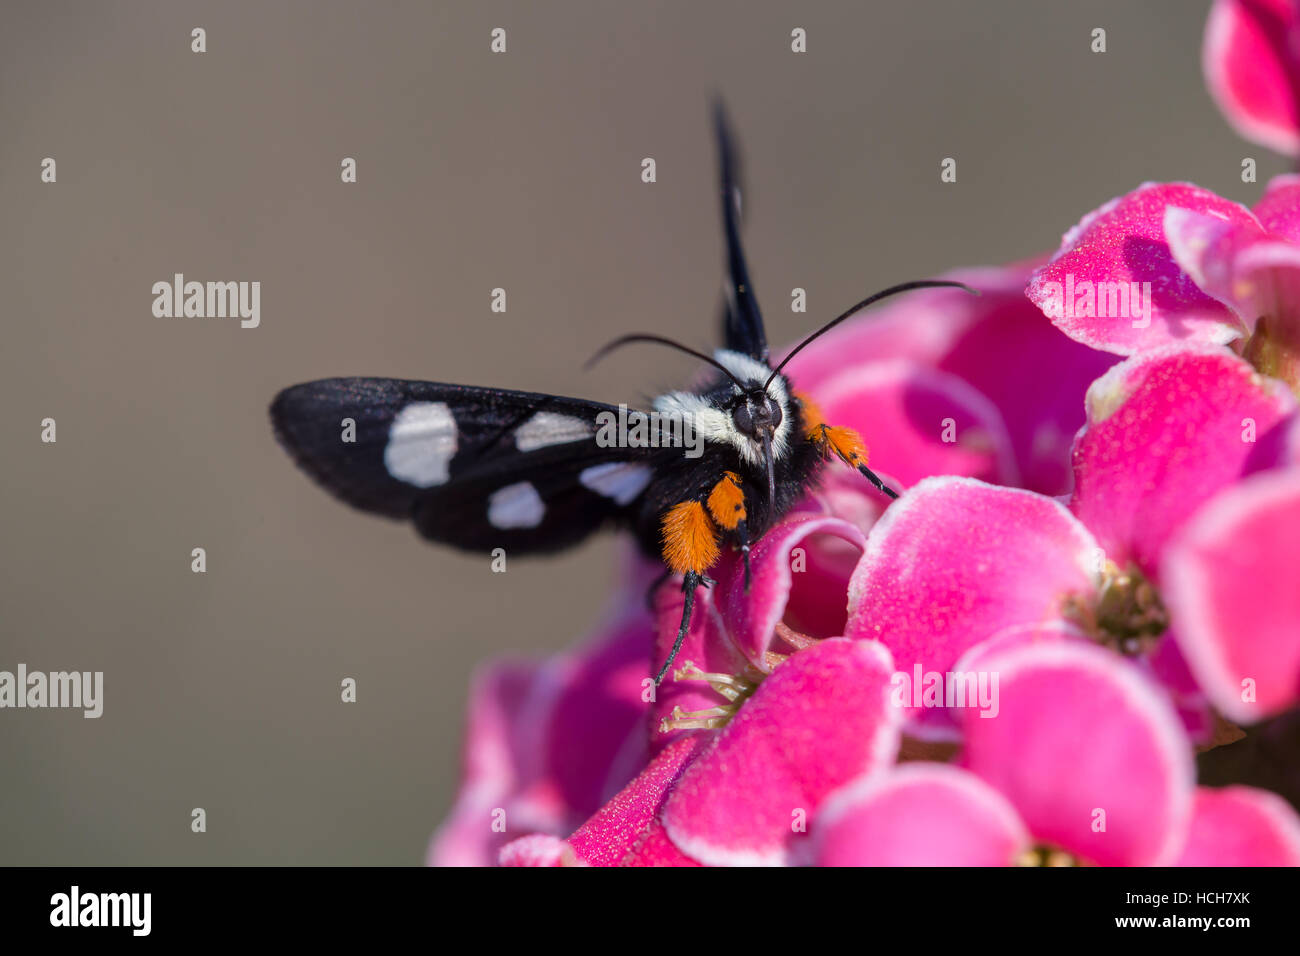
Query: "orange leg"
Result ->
[[656, 500, 722, 685], [796, 391, 899, 499]]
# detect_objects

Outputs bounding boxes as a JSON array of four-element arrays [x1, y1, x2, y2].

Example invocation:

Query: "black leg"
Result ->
[[654, 570, 702, 686], [858, 464, 900, 499]]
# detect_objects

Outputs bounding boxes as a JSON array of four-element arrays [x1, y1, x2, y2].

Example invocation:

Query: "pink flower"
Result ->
[[1164, 468, 1300, 722], [1026, 177, 1300, 387], [810, 763, 1032, 867], [435, 249, 1299, 865], [436, 256, 1113, 865], [504, 636, 903, 866], [808, 642, 1300, 866], [1204, 0, 1300, 155], [845, 345, 1297, 739], [427, 562, 655, 866], [1069, 345, 1295, 575], [846, 477, 1099, 737], [1175, 785, 1300, 865], [1075, 346, 1300, 725], [1167, 176, 1300, 384], [436, 335, 1300, 865], [566, 736, 707, 866], [493, 387, 1298, 865], [449, 509, 902, 867], [791, 261, 1117, 496], [658, 638, 900, 866]]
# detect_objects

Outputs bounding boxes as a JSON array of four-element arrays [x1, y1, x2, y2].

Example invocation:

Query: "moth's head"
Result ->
[[728, 386, 783, 442], [650, 349, 792, 472], [707, 349, 793, 468], [708, 354, 794, 516]]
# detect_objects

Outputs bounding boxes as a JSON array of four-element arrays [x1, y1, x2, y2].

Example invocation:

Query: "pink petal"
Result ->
[[567, 735, 707, 867], [1203, 0, 1300, 156], [1026, 183, 1254, 354], [499, 834, 572, 867], [1142, 631, 1215, 743], [1232, 236, 1300, 322], [846, 477, 1099, 684], [542, 612, 655, 818], [1253, 173, 1300, 241], [784, 261, 1115, 496], [712, 512, 867, 666], [813, 359, 1020, 487], [1070, 345, 1297, 576], [811, 764, 1030, 866], [960, 641, 1194, 866], [1164, 205, 1271, 324], [429, 554, 660, 866], [814, 469, 890, 536], [651, 576, 752, 752], [1175, 785, 1300, 865], [935, 270, 1119, 496], [958, 621, 1214, 743], [780, 268, 1006, 387], [1166, 203, 1300, 370], [620, 820, 704, 866], [427, 658, 565, 867], [661, 638, 902, 867], [954, 620, 1092, 670], [1162, 468, 1300, 723], [1234, 240, 1300, 387]]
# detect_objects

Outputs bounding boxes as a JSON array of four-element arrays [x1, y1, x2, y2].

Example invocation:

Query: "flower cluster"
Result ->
[[430, 1, 1300, 866]]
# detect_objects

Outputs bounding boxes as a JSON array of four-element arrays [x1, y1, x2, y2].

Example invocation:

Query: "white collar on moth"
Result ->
[[652, 349, 793, 467]]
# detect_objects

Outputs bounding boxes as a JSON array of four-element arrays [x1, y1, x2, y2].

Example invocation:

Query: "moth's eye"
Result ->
[[732, 395, 782, 437], [732, 402, 756, 437]]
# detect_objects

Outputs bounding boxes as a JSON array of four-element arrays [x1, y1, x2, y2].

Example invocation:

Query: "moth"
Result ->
[[271, 106, 971, 684]]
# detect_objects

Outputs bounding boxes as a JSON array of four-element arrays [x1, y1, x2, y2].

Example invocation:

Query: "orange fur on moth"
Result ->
[[796, 390, 827, 438], [706, 471, 746, 530], [661, 500, 721, 575], [818, 425, 870, 467]]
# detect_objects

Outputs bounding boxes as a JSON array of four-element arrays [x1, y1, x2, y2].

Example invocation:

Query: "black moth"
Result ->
[[271, 106, 972, 684]]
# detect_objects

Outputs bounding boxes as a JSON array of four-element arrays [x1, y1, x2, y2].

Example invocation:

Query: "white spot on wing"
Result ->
[[580, 462, 653, 505], [488, 481, 546, 529], [384, 402, 457, 487], [515, 411, 591, 452]]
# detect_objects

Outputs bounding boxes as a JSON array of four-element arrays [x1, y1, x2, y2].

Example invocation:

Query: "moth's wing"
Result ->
[[714, 102, 769, 362], [271, 378, 667, 554]]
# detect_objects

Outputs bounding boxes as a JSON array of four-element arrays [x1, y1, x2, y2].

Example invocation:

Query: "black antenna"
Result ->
[[764, 280, 980, 390], [586, 333, 748, 390]]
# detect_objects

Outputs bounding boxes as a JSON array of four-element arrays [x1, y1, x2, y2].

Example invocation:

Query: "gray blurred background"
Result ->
[[0, 1, 1280, 864]]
